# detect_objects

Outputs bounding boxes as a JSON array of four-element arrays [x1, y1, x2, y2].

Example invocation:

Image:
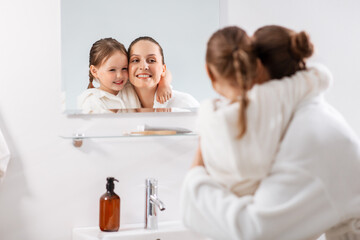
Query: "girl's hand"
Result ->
[[191, 144, 205, 168], [156, 84, 172, 104], [157, 69, 172, 104]]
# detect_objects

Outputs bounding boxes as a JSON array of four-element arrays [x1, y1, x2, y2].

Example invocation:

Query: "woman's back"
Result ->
[[254, 96, 360, 239]]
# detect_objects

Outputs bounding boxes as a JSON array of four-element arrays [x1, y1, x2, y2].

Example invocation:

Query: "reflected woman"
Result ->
[[128, 36, 199, 109]]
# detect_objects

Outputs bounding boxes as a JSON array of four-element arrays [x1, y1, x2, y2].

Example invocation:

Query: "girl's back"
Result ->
[[199, 64, 331, 196]]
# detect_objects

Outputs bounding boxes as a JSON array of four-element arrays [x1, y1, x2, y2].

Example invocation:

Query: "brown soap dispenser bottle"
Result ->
[[99, 177, 120, 232]]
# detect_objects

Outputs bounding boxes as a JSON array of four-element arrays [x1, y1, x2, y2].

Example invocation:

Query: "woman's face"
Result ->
[[129, 40, 166, 89], [90, 51, 128, 95]]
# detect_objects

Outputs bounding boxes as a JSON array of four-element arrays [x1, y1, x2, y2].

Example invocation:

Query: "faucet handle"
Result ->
[[150, 195, 166, 211], [145, 178, 158, 187], [146, 178, 165, 210]]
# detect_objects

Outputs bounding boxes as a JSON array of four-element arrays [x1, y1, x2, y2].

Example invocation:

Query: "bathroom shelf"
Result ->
[[60, 132, 198, 147]]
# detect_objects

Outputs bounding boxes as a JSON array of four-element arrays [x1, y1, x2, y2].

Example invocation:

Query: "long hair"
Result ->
[[206, 26, 257, 138]]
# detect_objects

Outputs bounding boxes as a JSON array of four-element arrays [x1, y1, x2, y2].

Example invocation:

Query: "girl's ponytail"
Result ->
[[232, 48, 252, 138], [206, 26, 256, 139], [87, 72, 95, 89]]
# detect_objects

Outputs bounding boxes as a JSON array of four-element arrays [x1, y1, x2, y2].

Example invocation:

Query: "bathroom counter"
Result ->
[[73, 221, 209, 240]]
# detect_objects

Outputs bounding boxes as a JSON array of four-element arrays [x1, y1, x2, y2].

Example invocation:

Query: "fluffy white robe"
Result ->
[[77, 83, 141, 113], [198, 64, 331, 196], [182, 66, 360, 240], [0, 127, 10, 182]]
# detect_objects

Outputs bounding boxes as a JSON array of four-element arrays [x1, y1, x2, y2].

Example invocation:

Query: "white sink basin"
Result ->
[[73, 221, 209, 240]]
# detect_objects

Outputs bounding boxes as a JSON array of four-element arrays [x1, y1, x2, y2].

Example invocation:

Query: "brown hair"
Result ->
[[206, 26, 257, 138], [88, 38, 128, 89], [252, 25, 314, 79], [128, 36, 165, 64]]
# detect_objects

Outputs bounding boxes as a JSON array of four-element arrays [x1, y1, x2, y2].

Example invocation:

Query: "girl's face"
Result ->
[[90, 51, 128, 95], [129, 40, 166, 89]]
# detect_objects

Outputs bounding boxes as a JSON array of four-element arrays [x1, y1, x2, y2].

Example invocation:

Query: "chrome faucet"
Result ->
[[145, 178, 165, 230]]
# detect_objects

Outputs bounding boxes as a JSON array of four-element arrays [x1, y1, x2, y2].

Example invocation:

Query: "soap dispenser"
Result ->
[[99, 177, 120, 232]]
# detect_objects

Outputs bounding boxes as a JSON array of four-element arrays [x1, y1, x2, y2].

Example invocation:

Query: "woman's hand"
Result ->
[[191, 144, 205, 168]]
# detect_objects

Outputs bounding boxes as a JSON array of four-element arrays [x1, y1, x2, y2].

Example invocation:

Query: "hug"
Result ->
[[181, 25, 360, 240]]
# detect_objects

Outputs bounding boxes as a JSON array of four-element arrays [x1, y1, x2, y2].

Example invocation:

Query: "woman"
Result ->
[[128, 36, 199, 109], [181, 25, 360, 240]]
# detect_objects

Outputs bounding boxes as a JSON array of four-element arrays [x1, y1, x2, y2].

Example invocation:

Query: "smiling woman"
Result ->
[[128, 36, 200, 109]]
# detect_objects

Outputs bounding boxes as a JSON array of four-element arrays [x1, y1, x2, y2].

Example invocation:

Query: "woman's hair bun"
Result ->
[[290, 31, 314, 59]]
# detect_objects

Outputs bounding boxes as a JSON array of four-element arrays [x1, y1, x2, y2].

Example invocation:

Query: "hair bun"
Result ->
[[290, 31, 314, 59]]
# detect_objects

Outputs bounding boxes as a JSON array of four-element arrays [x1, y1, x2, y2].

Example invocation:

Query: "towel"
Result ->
[[0, 127, 10, 182]]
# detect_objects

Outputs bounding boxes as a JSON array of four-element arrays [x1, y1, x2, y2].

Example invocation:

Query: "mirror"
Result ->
[[61, 0, 219, 114]]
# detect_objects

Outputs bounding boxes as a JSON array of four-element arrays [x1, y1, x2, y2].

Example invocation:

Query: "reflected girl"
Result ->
[[128, 36, 199, 109]]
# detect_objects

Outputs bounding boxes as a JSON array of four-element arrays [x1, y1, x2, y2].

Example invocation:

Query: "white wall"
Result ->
[[0, 0, 359, 240]]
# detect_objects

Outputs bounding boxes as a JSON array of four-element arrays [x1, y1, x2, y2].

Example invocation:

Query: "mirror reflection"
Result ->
[[61, 0, 219, 114]]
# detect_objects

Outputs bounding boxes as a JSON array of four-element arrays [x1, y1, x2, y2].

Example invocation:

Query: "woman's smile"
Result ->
[[136, 73, 152, 79]]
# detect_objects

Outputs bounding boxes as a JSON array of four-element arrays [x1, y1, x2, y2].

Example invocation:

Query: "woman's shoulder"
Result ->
[[169, 90, 200, 108], [307, 62, 333, 85], [249, 62, 333, 106]]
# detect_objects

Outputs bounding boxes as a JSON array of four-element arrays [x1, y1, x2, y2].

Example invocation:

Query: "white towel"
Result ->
[[0, 128, 10, 182]]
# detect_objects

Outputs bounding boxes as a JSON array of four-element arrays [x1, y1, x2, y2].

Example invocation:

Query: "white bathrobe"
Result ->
[[77, 83, 141, 113], [153, 90, 199, 109], [198, 64, 331, 196], [0, 127, 10, 182], [181, 67, 360, 240]]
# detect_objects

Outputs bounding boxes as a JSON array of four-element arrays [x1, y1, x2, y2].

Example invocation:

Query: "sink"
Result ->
[[73, 221, 209, 240]]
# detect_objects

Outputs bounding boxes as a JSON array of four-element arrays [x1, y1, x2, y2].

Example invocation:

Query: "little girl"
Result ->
[[198, 26, 331, 196], [78, 38, 172, 113]]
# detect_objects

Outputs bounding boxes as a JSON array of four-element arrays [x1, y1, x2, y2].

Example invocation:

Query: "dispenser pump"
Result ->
[[106, 177, 119, 192], [100, 177, 121, 232]]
